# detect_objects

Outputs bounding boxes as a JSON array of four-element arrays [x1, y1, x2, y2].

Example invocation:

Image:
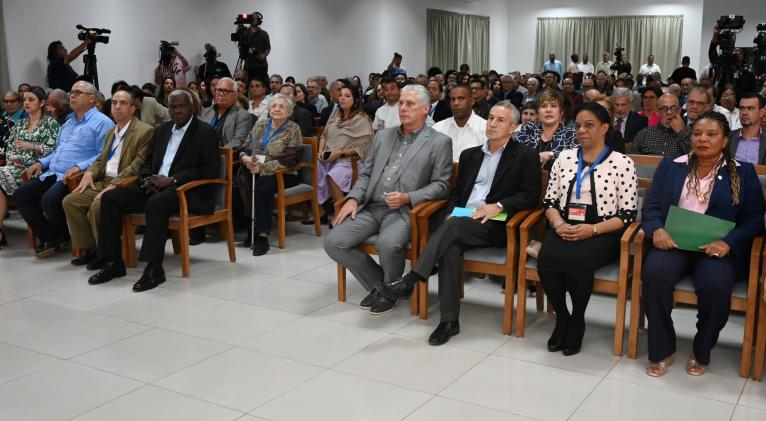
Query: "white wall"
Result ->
[[700, 0, 766, 69], [505, 0, 705, 73], [0, 0, 509, 90]]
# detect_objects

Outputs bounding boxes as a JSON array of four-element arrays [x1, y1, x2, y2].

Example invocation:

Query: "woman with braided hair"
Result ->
[[641, 111, 765, 377]]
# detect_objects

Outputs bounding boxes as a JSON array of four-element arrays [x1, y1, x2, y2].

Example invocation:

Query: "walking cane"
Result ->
[[251, 172, 256, 255]]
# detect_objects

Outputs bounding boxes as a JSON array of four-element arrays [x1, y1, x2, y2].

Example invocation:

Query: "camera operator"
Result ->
[[154, 43, 191, 88], [196, 43, 231, 83], [46, 38, 92, 90], [243, 13, 271, 86], [610, 48, 632, 77], [709, 21, 757, 97], [755, 24, 766, 77]]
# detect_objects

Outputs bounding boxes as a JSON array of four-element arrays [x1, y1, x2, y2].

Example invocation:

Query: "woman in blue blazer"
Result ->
[[641, 111, 765, 377]]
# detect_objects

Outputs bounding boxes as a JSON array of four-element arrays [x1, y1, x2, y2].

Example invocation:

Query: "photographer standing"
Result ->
[[196, 43, 231, 83], [46, 38, 92, 91], [154, 44, 191, 88], [709, 22, 757, 97], [244, 14, 271, 87]]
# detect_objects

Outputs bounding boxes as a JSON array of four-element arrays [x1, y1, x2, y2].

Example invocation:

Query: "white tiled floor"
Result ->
[[1, 217, 765, 420]]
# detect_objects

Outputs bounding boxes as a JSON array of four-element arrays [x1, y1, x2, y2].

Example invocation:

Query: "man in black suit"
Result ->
[[427, 79, 452, 123], [88, 90, 220, 292], [728, 92, 766, 165], [320, 79, 348, 126], [378, 101, 541, 345], [612, 88, 648, 145]]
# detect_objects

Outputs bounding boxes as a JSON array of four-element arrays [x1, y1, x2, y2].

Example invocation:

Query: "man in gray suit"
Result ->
[[200, 77, 254, 148], [728, 93, 766, 165], [324, 84, 453, 315], [133, 86, 170, 127]]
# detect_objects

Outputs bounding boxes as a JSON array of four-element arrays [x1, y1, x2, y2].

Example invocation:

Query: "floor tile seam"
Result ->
[[243, 367, 331, 415], [428, 394, 548, 421], [0, 340, 66, 387], [63, 380, 147, 421], [597, 374, 746, 405], [487, 351, 606, 380]]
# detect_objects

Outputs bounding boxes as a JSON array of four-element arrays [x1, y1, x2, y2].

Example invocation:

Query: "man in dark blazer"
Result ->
[[88, 90, 220, 292], [427, 79, 452, 123], [727, 92, 766, 165], [279, 84, 312, 136], [379, 101, 541, 345], [613, 88, 648, 145]]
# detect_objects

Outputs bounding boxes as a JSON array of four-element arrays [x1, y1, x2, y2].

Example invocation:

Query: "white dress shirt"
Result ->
[[639, 63, 662, 76], [373, 102, 400, 130], [105, 120, 131, 177], [159, 117, 192, 177], [578, 62, 595, 75], [432, 111, 487, 161]]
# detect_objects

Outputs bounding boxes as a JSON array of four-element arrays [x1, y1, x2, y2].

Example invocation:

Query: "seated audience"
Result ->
[[307, 77, 329, 114], [200, 78, 253, 148], [378, 101, 541, 344], [88, 90, 219, 291], [317, 84, 373, 218], [45, 89, 72, 126], [0, 87, 59, 247], [470, 79, 492, 119], [0, 115, 12, 156], [248, 78, 270, 119], [236, 78, 248, 95], [62, 89, 153, 268], [3, 91, 27, 123], [633, 93, 691, 156], [728, 93, 766, 165], [519, 102, 538, 125], [639, 86, 662, 127], [612, 87, 648, 145], [320, 79, 346, 126], [563, 77, 583, 106], [427, 79, 452, 123], [15, 81, 114, 258], [294, 83, 318, 118], [237, 94, 303, 254], [685, 87, 712, 127], [523, 78, 541, 106], [717, 85, 741, 131], [323, 84, 452, 314], [279, 83, 312, 136], [514, 90, 577, 168], [642, 112, 764, 377], [373, 78, 401, 130], [158, 77, 175, 107], [131, 85, 171, 128], [433, 84, 487, 162], [591, 94, 626, 153], [539, 102, 638, 356]]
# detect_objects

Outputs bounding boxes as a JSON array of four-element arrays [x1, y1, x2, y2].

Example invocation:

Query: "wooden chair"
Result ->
[[515, 178, 649, 356], [312, 126, 324, 138], [412, 167, 548, 335], [272, 136, 321, 249], [628, 154, 663, 180], [754, 274, 766, 380], [124, 147, 236, 278], [627, 165, 766, 377]]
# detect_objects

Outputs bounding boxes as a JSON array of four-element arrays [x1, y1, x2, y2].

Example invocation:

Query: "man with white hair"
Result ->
[[200, 77, 253, 148], [324, 84, 453, 315], [15, 81, 114, 258], [612, 87, 648, 144], [46, 88, 72, 126], [377, 101, 541, 344]]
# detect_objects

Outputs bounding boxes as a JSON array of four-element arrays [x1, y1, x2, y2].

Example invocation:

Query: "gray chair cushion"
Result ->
[[299, 143, 313, 185], [464, 247, 507, 265], [284, 183, 313, 196], [526, 258, 620, 281], [636, 164, 658, 179], [212, 154, 226, 210], [675, 277, 748, 299]]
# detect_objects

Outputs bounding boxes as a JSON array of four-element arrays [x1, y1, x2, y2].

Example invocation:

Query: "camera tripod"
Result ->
[[82, 43, 100, 90]]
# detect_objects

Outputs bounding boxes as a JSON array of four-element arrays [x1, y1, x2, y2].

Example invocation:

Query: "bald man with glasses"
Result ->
[[632, 93, 691, 157], [15, 81, 114, 258]]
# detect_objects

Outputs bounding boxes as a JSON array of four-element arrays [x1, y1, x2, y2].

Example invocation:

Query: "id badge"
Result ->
[[255, 154, 267, 164], [568, 204, 587, 222]]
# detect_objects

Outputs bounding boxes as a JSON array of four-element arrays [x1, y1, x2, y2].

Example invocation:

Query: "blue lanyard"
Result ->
[[107, 129, 127, 160], [210, 108, 230, 129], [259, 118, 286, 150], [575, 147, 609, 200]]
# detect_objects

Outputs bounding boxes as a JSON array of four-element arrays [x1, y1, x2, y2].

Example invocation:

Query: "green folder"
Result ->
[[664, 206, 735, 252]]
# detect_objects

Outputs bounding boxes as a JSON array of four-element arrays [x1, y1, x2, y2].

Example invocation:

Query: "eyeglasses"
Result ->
[[2, 99, 19, 104], [69, 90, 94, 97], [721, 94, 736, 100], [216, 88, 236, 96], [658, 105, 680, 113]]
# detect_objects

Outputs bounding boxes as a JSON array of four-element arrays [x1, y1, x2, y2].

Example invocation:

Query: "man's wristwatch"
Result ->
[[495, 202, 504, 211]]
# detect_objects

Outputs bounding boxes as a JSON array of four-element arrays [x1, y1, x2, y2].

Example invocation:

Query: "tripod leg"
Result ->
[[251, 173, 255, 253]]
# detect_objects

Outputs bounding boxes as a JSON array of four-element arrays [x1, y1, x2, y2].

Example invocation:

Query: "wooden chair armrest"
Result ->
[[620, 221, 641, 255], [176, 178, 226, 193], [415, 200, 448, 253], [505, 209, 533, 237], [633, 228, 646, 258], [65, 171, 84, 192], [519, 209, 545, 233]]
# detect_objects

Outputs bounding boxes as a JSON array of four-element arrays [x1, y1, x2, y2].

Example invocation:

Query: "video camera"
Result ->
[[159, 40, 179, 65], [755, 23, 766, 51], [76, 24, 110, 44], [716, 15, 745, 57]]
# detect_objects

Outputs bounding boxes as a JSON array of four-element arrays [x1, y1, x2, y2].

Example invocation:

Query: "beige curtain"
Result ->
[[427, 9, 489, 73], [535, 15, 683, 77]]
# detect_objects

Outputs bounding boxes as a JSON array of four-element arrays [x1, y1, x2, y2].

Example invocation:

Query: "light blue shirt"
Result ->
[[39, 106, 114, 181], [158, 117, 192, 176], [543, 60, 564, 78], [465, 141, 507, 209]]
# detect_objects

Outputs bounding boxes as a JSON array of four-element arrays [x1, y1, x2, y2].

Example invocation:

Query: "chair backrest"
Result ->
[[300, 136, 318, 186], [212, 147, 233, 211], [628, 154, 663, 179]]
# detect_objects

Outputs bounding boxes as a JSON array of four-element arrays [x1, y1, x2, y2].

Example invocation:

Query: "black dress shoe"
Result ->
[[71, 249, 97, 266], [35, 240, 64, 259], [240, 231, 252, 248], [379, 271, 424, 300], [562, 317, 584, 357], [86, 256, 106, 271], [359, 289, 381, 310], [88, 261, 127, 285], [189, 228, 206, 246], [547, 316, 568, 352], [252, 236, 269, 256], [132, 265, 166, 292], [428, 321, 460, 346], [369, 295, 398, 315], [562, 345, 582, 356]]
